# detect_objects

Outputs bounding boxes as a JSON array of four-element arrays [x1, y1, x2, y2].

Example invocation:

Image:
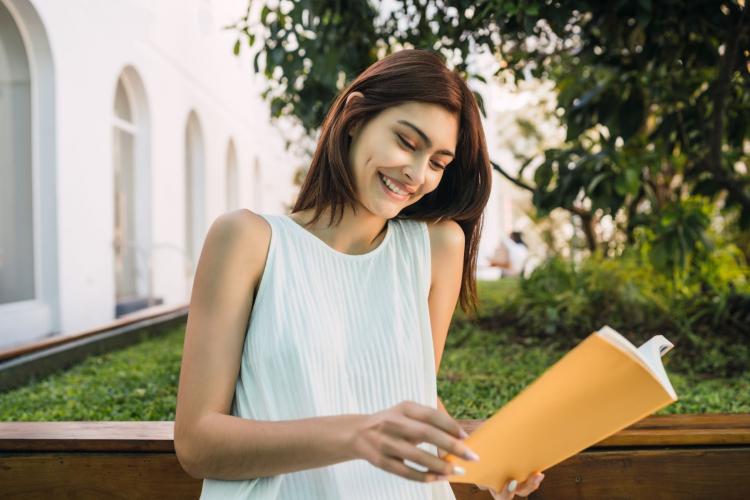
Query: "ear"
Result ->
[[345, 91, 364, 108], [349, 120, 362, 138], [345, 91, 364, 138]]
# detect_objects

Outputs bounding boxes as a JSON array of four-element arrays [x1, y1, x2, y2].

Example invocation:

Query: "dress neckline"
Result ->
[[282, 214, 393, 260]]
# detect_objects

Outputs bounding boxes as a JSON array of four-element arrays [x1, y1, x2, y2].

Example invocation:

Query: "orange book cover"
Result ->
[[442, 325, 678, 491]]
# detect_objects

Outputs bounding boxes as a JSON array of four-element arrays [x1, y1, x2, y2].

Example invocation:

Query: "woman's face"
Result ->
[[347, 100, 459, 219]]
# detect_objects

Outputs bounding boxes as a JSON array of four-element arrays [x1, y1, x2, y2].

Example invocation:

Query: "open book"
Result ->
[[443, 326, 678, 490]]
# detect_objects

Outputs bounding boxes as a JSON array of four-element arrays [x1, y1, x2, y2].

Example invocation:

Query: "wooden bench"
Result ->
[[1, 414, 749, 499]]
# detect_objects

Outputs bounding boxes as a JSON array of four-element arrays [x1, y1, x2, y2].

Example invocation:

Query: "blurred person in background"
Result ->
[[489, 231, 529, 278]]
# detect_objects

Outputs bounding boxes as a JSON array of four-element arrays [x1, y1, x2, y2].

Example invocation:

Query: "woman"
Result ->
[[174, 49, 544, 499]]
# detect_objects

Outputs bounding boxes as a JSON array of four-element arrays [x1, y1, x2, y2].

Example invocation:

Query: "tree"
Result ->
[[228, 0, 750, 272]]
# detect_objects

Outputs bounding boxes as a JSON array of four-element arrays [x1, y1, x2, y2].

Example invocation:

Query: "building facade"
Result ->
[[0, 0, 300, 349]]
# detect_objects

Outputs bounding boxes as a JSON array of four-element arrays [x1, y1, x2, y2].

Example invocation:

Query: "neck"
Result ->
[[290, 205, 389, 255]]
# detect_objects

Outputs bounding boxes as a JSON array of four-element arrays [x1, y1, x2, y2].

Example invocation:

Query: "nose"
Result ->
[[402, 156, 429, 186]]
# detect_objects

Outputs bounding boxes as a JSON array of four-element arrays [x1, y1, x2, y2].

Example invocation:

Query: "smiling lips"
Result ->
[[379, 172, 415, 200]]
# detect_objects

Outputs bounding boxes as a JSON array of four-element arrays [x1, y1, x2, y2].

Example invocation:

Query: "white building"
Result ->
[[0, 0, 524, 351], [0, 0, 301, 349]]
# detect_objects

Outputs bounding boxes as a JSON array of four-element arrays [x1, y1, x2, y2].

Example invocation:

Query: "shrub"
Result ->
[[474, 241, 750, 377]]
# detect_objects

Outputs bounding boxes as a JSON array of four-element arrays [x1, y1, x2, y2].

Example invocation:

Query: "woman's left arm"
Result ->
[[426, 220, 465, 394], [427, 220, 464, 462], [427, 221, 545, 498]]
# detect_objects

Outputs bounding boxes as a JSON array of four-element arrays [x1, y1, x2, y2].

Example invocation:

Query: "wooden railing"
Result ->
[[1, 414, 749, 499]]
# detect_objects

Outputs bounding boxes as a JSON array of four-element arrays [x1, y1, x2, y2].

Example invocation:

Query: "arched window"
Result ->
[[113, 79, 137, 303], [112, 67, 152, 316], [184, 111, 205, 282], [0, 0, 58, 349], [226, 139, 239, 211], [0, 1, 32, 306]]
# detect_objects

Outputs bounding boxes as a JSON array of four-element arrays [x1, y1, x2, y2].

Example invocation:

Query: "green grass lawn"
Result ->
[[1, 281, 748, 421], [438, 324, 750, 418], [0, 327, 184, 421]]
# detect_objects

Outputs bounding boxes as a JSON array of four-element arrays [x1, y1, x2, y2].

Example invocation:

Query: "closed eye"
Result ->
[[397, 133, 447, 170], [396, 133, 415, 151]]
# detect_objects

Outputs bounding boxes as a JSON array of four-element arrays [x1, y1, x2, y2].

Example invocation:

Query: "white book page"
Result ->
[[596, 325, 677, 400]]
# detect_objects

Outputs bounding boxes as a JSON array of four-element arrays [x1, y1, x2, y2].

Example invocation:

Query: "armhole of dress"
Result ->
[[251, 213, 277, 310], [420, 221, 432, 299]]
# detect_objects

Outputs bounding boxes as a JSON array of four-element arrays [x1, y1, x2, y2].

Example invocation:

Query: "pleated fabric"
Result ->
[[200, 213, 457, 500]]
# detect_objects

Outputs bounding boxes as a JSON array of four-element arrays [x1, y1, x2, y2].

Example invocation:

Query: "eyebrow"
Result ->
[[397, 119, 455, 158]]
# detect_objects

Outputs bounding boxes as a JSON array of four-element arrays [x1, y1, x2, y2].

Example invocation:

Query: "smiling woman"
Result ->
[[292, 50, 492, 312], [347, 101, 458, 214], [174, 49, 541, 500]]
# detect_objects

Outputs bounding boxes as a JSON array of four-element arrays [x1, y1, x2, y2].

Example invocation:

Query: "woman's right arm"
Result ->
[[173, 209, 476, 482]]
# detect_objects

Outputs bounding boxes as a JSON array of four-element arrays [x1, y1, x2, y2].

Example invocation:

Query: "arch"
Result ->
[[0, 1, 33, 305], [0, 0, 58, 348], [184, 110, 206, 280], [225, 139, 239, 211], [111, 65, 152, 316]]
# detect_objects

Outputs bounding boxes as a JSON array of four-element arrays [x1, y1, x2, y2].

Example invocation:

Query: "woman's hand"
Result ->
[[350, 400, 480, 482], [477, 472, 545, 499]]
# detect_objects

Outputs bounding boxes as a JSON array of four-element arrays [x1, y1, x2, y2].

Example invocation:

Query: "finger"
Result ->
[[489, 485, 511, 500], [377, 455, 440, 483], [380, 436, 460, 477], [394, 415, 479, 462], [515, 472, 545, 497], [402, 401, 469, 440]]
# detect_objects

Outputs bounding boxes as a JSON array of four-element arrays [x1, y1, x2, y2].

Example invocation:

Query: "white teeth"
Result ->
[[380, 173, 407, 196]]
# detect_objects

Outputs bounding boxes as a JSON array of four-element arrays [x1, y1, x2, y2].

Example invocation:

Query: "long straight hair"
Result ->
[[292, 49, 492, 315]]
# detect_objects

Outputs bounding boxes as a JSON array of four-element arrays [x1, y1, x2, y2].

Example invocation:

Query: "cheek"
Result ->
[[425, 173, 444, 193]]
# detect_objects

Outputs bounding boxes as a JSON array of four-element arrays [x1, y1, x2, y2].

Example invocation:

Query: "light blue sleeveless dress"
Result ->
[[200, 213, 457, 500]]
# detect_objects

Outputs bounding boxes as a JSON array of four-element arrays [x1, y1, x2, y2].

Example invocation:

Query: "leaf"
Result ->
[[260, 5, 271, 24], [534, 162, 553, 189], [588, 172, 609, 193], [233, 39, 241, 56]]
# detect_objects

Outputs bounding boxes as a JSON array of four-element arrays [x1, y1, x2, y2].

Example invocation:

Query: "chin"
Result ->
[[367, 201, 402, 220]]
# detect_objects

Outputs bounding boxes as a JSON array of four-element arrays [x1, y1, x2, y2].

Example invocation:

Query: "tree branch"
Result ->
[[709, 6, 746, 172], [707, 6, 750, 213], [490, 160, 599, 250], [490, 160, 535, 192], [567, 205, 597, 251]]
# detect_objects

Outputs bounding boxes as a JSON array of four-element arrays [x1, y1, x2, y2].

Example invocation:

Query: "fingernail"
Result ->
[[507, 479, 518, 493], [464, 449, 480, 461], [453, 465, 466, 476], [459, 428, 469, 439]]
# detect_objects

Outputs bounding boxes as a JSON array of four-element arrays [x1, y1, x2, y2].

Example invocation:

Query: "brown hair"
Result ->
[[292, 49, 492, 315]]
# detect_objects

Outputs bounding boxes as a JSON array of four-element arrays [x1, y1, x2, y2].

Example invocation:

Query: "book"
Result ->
[[443, 325, 678, 490]]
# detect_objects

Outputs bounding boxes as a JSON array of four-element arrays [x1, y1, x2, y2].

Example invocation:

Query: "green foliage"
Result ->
[[642, 197, 713, 278], [0, 327, 184, 421], [477, 256, 668, 345], [474, 242, 750, 377], [438, 332, 750, 418], [231, 0, 750, 261]]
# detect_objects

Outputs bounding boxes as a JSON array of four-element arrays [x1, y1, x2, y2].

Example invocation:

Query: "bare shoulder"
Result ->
[[426, 219, 465, 289], [211, 208, 270, 246], [426, 219, 465, 257], [207, 209, 271, 285]]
